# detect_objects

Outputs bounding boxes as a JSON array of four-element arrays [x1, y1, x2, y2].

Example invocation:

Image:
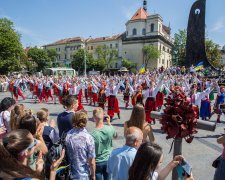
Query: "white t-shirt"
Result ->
[[0, 111, 11, 132], [152, 171, 159, 180]]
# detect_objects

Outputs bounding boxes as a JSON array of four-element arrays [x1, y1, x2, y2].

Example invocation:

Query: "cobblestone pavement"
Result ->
[[0, 91, 223, 180]]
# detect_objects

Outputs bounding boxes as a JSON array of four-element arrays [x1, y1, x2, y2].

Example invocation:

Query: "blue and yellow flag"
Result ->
[[194, 61, 204, 71], [139, 65, 145, 74], [56, 165, 69, 174]]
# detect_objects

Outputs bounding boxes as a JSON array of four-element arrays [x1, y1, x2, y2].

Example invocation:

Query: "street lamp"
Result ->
[[84, 36, 91, 77]]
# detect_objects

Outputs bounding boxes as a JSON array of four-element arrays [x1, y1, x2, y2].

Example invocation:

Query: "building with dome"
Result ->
[[43, 0, 173, 70]]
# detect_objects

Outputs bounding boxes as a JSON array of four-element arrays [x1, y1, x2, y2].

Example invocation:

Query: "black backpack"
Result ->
[[45, 133, 71, 180]]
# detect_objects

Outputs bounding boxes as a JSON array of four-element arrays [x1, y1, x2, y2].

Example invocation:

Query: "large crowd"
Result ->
[[1, 67, 225, 180]]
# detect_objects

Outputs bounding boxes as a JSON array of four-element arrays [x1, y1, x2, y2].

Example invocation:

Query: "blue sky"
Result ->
[[0, 0, 225, 47]]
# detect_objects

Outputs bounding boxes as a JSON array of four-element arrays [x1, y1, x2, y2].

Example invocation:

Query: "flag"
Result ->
[[56, 165, 69, 174], [194, 61, 204, 71], [139, 65, 145, 74]]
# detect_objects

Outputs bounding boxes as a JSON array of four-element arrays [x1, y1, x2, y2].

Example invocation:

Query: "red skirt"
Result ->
[[145, 97, 156, 123], [156, 92, 164, 108], [108, 96, 120, 117], [92, 93, 98, 102], [123, 95, 130, 101]]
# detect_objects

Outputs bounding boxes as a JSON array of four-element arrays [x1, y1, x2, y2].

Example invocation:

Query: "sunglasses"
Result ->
[[19, 139, 37, 156]]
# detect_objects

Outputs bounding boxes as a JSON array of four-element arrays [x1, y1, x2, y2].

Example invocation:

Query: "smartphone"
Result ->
[[176, 160, 192, 180]]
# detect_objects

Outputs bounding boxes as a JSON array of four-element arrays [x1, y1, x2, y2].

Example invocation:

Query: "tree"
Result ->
[[46, 49, 57, 66], [27, 47, 51, 72], [173, 29, 187, 66], [95, 45, 118, 70], [71, 49, 95, 75], [173, 29, 222, 67], [0, 18, 24, 74], [143, 45, 161, 69], [121, 58, 136, 70], [205, 39, 222, 67]]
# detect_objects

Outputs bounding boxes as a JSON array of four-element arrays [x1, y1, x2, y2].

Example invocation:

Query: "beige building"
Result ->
[[43, 1, 173, 70], [221, 45, 225, 65]]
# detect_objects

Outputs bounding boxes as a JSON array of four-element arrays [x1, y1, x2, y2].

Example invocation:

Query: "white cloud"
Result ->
[[211, 18, 225, 32]]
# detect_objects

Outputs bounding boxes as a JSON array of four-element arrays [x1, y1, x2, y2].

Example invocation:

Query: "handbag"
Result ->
[[212, 156, 221, 168]]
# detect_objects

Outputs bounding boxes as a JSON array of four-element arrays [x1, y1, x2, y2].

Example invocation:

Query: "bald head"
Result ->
[[125, 127, 143, 148]]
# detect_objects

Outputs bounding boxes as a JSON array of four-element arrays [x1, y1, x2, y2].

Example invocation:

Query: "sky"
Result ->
[[0, 0, 225, 48]]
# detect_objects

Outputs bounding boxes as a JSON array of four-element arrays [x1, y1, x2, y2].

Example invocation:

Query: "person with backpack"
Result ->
[[0, 97, 16, 138]]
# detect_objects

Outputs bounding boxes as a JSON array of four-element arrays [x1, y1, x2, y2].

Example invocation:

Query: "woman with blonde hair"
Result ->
[[66, 111, 96, 180], [10, 104, 26, 130], [124, 104, 155, 142]]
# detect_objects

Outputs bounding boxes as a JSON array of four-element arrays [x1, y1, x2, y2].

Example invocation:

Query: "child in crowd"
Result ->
[[36, 108, 59, 149]]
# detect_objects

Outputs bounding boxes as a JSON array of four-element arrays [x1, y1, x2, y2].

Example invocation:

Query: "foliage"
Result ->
[[71, 49, 96, 75], [173, 29, 187, 66], [121, 58, 136, 70], [173, 29, 222, 67], [143, 45, 161, 69], [27, 47, 51, 72], [46, 49, 57, 63], [95, 45, 118, 70], [205, 39, 222, 68], [0, 18, 24, 74]]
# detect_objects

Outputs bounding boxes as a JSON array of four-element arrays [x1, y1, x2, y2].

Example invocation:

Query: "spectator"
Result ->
[[66, 111, 96, 180], [124, 104, 155, 142], [57, 95, 78, 137], [213, 134, 225, 180], [36, 109, 59, 149], [92, 107, 117, 180], [0, 97, 16, 138], [107, 127, 143, 180], [18, 114, 48, 170], [128, 142, 187, 180], [0, 129, 64, 179], [10, 104, 26, 130]]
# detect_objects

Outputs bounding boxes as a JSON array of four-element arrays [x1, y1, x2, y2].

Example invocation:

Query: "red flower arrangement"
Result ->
[[160, 87, 199, 143]]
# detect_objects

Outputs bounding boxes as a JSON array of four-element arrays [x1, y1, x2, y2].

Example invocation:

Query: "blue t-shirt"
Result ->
[[57, 111, 74, 137]]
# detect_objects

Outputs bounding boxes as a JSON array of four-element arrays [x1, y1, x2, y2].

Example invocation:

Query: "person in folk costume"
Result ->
[[62, 79, 70, 97], [155, 89, 164, 112], [214, 85, 225, 123], [69, 81, 84, 111], [84, 82, 89, 103], [52, 79, 60, 104], [130, 85, 144, 106], [92, 80, 107, 110], [105, 79, 124, 121], [123, 79, 131, 108], [13, 75, 25, 101], [142, 74, 165, 124], [28, 77, 34, 99], [187, 81, 216, 119], [43, 77, 53, 102], [91, 81, 98, 106], [36, 79, 45, 103], [88, 82, 93, 105], [9, 77, 15, 98]]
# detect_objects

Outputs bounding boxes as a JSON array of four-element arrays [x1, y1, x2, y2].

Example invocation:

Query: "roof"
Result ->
[[87, 34, 123, 43], [130, 8, 148, 21], [162, 25, 171, 35], [45, 37, 83, 46]]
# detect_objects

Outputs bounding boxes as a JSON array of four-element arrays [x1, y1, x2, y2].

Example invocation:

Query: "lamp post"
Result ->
[[84, 42, 87, 77]]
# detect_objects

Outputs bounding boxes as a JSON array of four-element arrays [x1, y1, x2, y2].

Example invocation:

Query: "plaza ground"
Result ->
[[0, 91, 223, 180]]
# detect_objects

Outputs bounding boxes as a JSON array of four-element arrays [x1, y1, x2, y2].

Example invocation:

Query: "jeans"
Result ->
[[96, 161, 109, 180]]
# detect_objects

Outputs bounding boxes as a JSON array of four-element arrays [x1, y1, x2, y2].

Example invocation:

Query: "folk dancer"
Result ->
[[13, 75, 25, 101]]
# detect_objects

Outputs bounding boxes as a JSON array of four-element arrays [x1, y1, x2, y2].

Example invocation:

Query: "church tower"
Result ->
[[143, 0, 147, 12]]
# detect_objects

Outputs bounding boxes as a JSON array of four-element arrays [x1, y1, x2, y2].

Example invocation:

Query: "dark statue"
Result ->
[[185, 0, 217, 71]]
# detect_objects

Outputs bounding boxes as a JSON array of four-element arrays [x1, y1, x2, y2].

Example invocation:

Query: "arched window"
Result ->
[[133, 28, 137, 35], [142, 28, 146, 35], [151, 23, 154, 32]]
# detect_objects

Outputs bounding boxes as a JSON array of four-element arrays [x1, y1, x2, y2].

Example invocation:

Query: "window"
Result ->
[[162, 59, 165, 64], [58, 55, 61, 59], [159, 59, 161, 64], [115, 43, 118, 48], [110, 44, 112, 48], [142, 28, 146, 35], [126, 31, 128, 36], [132, 28, 137, 35], [58, 48, 60, 52], [91, 46, 93, 50], [115, 63, 118, 68], [159, 24, 161, 32], [65, 54, 67, 59], [163, 46, 165, 51], [70, 47, 73, 51], [88, 47, 89, 50], [151, 23, 154, 32]]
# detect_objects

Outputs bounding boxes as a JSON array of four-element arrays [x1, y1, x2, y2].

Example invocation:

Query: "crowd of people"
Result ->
[[0, 67, 225, 179]]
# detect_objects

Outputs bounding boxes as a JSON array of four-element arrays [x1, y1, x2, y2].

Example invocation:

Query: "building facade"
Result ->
[[43, 1, 173, 70], [221, 45, 225, 65]]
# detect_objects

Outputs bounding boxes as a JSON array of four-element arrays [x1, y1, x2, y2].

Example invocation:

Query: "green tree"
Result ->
[[95, 45, 118, 70], [205, 39, 222, 67], [46, 49, 57, 66], [71, 49, 95, 75], [143, 45, 161, 69], [27, 47, 51, 72], [173, 29, 187, 66], [121, 58, 136, 70], [173, 29, 222, 67], [0, 18, 24, 74]]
